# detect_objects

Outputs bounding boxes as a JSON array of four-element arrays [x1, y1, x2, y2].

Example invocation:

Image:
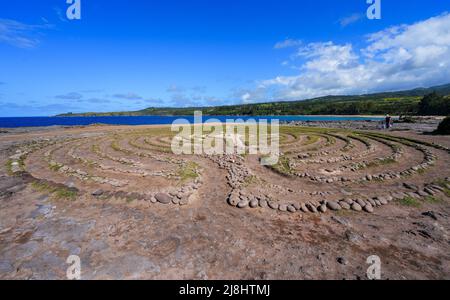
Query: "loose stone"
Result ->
[[343, 198, 354, 205], [364, 204, 374, 213], [155, 193, 172, 204], [300, 203, 309, 213], [351, 203, 362, 211], [306, 203, 318, 213], [319, 204, 327, 213], [339, 201, 351, 210], [249, 199, 259, 208], [356, 199, 366, 207], [337, 257, 348, 265], [327, 201, 341, 211], [92, 189, 104, 197], [287, 205, 297, 213], [268, 202, 279, 210], [279, 204, 288, 212], [259, 199, 268, 208], [237, 199, 249, 208]]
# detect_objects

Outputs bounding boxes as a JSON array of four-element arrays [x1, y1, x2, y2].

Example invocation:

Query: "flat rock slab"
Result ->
[[155, 193, 172, 204]]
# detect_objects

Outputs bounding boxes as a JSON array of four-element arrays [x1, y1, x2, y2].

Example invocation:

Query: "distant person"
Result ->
[[385, 114, 393, 129]]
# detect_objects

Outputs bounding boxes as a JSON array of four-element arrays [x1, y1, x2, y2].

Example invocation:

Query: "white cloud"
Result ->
[[166, 84, 186, 93], [274, 38, 302, 49], [55, 92, 83, 100], [241, 93, 251, 103], [113, 92, 143, 100], [243, 13, 450, 102], [0, 18, 52, 48], [338, 13, 363, 27]]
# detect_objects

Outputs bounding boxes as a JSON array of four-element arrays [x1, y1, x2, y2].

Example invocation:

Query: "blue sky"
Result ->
[[0, 0, 449, 116]]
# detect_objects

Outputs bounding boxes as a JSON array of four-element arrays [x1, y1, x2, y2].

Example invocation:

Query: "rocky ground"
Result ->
[[283, 116, 444, 133], [0, 121, 449, 280]]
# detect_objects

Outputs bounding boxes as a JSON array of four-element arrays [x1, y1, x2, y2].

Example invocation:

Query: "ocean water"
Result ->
[[0, 115, 384, 128]]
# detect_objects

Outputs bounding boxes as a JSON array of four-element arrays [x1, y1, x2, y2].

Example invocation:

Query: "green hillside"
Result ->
[[58, 83, 450, 117]]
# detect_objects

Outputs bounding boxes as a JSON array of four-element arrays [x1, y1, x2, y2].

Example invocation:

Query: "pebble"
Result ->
[[345, 230, 361, 243], [331, 216, 351, 226], [356, 199, 366, 207], [259, 199, 268, 208], [249, 199, 259, 208], [92, 189, 104, 197], [417, 190, 429, 197], [268, 202, 279, 210], [351, 203, 362, 211], [431, 185, 444, 192], [392, 193, 403, 200], [228, 194, 239, 206], [407, 192, 420, 199], [343, 198, 354, 205], [306, 203, 317, 213], [327, 201, 341, 211], [279, 204, 288, 212], [378, 197, 388, 205], [337, 257, 348, 265], [300, 203, 309, 213], [339, 201, 351, 210], [363, 204, 374, 213], [287, 205, 297, 213], [155, 193, 172, 204], [403, 183, 418, 191], [237, 199, 249, 208], [422, 211, 437, 220], [424, 187, 435, 195], [319, 204, 327, 213]]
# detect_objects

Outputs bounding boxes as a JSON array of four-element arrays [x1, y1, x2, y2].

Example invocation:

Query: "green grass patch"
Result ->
[[303, 135, 320, 146], [125, 195, 136, 203], [5, 158, 25, 175], [49, 163, 62, 172], [424, 196, 444, 205], [270, 156, 292, 176], [243, 175, 259, 186], [32, 181, 77, 200], [366, 157, 396, 168], [178, 162, 199, 182], [435, 180, 450, 197], [395, 196, 421, 208], [5, 159, 13, 175]]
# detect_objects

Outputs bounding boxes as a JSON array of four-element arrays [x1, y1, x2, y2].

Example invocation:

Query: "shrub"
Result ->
[[433, 116, 450, 135]]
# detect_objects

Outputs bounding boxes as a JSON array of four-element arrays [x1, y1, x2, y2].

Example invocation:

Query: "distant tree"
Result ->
[[418, 92, 449, 116], [433, 116, 450, 135]]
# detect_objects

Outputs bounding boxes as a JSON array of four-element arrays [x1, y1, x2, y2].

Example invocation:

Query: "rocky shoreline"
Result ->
[[282, 116, 444, 133]]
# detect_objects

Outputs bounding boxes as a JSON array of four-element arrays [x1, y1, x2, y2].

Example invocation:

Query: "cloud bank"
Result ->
[[0, 18, 52, 48], [244, 13, 450, 103]]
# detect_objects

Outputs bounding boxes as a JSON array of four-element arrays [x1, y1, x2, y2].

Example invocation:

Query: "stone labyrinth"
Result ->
[[7, 126, 450, 216]]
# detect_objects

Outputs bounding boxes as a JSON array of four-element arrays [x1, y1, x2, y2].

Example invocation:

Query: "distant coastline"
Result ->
[[56, 83, 450, 118], [0, 115, 386, 129]]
